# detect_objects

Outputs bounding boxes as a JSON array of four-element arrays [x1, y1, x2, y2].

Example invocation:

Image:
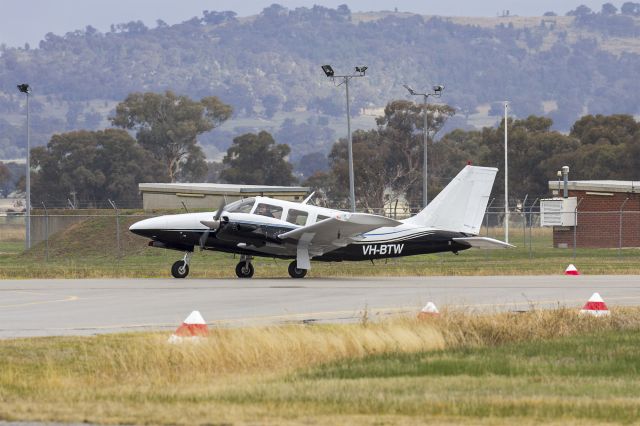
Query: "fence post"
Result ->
[[108, 199, 120, 259], [484, 198, 495, 261], [572, 198, 584, 259], [485, 198, 495, 238], [521, 194, 528, 248], [41, 202, 49, 262], [528, 198, 538, 259], [619, 198, 630, 258]]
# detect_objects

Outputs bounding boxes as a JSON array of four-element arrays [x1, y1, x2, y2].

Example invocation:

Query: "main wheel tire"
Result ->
[[235, 261, 254, 278], [171, 260, 189, 279], [288, 261, 307, 279]]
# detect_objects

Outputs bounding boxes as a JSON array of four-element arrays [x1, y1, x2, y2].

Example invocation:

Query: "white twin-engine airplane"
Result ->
[[129, 165, 513, 279]]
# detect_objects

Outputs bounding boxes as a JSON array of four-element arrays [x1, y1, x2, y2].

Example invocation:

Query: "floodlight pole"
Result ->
[[422, 94, 429, 207], [323, 66, 367, 212], [504, 101, 509, 244], [18, 84, 31, 249], [403, 84, 444, 208], [345, 77, 355, 213]]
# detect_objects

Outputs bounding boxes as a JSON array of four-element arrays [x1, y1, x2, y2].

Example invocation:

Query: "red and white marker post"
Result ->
[[169, 311, 209, 343], [565, 264, 580, 275], [417, 302, 440, 319], [579, 293, 610, 317]]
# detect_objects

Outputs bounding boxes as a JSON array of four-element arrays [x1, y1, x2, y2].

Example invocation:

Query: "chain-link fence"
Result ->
[[1, 206, 638, 265]]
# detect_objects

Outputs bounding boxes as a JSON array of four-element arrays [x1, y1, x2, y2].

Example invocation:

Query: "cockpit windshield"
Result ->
[[224, 198, 255, 214]]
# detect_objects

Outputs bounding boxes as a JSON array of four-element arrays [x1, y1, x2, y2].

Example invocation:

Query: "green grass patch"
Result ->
[[304, 330, 640, 380], [279, 330, 640, 423], [0, 213, 638, 278]]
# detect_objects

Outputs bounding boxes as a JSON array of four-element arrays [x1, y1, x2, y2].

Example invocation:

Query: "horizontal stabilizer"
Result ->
[[452, 237, 515, 249]]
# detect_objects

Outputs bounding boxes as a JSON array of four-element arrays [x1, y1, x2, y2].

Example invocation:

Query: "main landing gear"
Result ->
[[235, 255, 254, 278], [170, 253, 308, 279], [288, 260, 307, 279], [234, 257, 307, 279], [171, 252, 191, 279]]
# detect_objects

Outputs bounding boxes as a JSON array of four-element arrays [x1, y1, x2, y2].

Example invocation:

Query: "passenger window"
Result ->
[[317, 215, 330, 222], [286, 209, 309, 226], [255, 203, 283, 219]]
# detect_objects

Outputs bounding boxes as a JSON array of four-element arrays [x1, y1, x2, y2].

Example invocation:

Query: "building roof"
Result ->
[[139, 183, 310, 195], [548, 180, 640, 193]]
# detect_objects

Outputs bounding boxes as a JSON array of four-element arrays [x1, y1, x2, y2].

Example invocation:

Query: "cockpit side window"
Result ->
[[255, 203, 283, 219], [286, 209, 309, 226], [316, 214, 330, 222], [225, 198, 255, 214]]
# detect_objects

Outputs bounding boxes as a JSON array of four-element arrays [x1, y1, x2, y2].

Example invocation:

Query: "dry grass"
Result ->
[[90, 307, 640, 379], [2, 308, 640, 424], [83, 321, 446, 381]]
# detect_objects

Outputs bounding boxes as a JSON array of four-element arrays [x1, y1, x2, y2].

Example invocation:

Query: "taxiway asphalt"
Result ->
[[1, 275, 639, 338]]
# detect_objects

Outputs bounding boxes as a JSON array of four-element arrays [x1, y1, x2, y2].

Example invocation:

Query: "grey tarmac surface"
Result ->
[[0, 275, 639, 338]]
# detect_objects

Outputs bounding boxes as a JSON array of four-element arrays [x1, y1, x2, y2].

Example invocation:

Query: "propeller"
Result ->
[[199, 199, 226, 249]]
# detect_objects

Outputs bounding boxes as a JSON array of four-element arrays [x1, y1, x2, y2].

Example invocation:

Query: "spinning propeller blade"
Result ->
[[213, 198, 225, 221], [199, 199, 226, 249]]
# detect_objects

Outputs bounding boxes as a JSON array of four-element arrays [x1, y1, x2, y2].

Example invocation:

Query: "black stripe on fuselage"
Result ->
[[130, 223, 471, 261]]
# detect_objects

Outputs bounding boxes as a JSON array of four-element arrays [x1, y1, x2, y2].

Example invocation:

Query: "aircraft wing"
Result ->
[[278, 212, 402, 268], [452, 237, 515, 249]]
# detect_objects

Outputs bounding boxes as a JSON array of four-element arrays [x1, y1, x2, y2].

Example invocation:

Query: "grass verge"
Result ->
[[0, 215, 639, 278], [1, 308, 640, 424]]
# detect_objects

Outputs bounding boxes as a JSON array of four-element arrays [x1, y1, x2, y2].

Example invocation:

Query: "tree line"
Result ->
[[29, 91, 297, 207], [305, 104, 640, 210], [27, 90, 640, 210]]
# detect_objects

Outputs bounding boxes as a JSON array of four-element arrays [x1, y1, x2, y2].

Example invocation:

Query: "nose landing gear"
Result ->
[[171, 252, 192, 278], [235, 255, 254, 278]]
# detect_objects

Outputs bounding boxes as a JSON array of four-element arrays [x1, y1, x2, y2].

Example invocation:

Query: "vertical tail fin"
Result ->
[[403, 166, 497, 234]]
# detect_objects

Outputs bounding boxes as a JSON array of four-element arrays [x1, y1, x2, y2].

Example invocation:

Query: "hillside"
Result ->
[[0, 3, 639, 161]]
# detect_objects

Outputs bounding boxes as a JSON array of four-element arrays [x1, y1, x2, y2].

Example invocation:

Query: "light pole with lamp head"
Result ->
[[322, 65, 367, 212], [17, 83, 31, 249], [402, 83, 444, 208], [503, 100, 509, 244]]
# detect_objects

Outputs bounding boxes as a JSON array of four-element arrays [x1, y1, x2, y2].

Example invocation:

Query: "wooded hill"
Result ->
[[0, 3, 639, 161]]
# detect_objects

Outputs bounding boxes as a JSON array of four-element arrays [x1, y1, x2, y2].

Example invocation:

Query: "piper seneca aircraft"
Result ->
[[129, 165, 513, 279]]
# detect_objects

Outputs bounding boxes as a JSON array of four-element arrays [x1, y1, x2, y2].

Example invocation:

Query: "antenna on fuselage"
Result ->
[[301, 191, 315, 205]]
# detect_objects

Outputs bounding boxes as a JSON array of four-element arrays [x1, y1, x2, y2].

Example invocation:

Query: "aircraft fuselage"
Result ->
[[130, 207, 472, 263]]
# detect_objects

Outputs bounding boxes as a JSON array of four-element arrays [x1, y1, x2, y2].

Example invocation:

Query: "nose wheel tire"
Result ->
[[171, 260, 189, 279], [288, 261, 307, 279], [235, 261, 254, 278]]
